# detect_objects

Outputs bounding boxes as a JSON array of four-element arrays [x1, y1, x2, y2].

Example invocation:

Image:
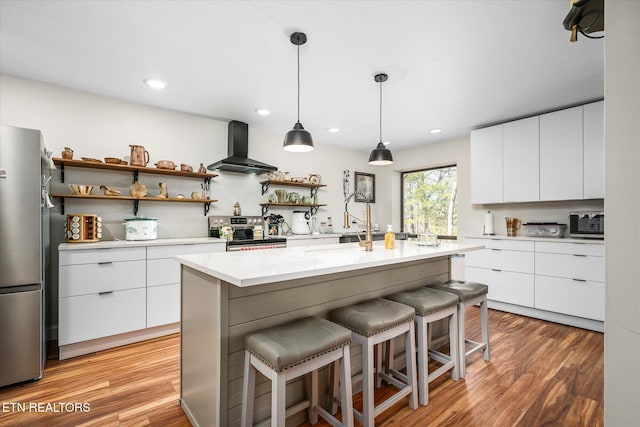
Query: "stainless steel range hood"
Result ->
[[207, 121, 277, 175]]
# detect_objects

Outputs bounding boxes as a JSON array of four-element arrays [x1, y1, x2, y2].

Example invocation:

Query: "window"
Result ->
[[401, 165, 458, 237]]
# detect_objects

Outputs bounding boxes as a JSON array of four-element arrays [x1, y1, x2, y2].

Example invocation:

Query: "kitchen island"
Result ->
[[176, 240, 483, 427]]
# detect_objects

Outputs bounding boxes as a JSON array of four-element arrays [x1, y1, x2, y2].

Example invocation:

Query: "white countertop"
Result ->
[[58, 237, 227, 250], [463, 234, 605, 244], [176, 240, 483, 287]]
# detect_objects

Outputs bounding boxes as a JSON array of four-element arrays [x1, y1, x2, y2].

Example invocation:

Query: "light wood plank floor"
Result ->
[[0, 308, 603, 426]]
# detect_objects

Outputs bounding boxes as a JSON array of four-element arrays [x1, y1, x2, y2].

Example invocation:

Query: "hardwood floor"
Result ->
[[0, 308, 603, 426]]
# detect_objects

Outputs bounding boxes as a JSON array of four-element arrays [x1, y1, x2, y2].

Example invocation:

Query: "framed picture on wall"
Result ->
[[354, 172, 375, 203]]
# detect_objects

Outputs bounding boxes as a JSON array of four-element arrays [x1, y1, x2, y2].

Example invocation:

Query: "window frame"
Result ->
[[400, 163, 458, 240]]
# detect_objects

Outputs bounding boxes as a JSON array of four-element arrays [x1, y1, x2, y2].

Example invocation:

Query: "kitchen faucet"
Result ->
[[343, 191, 373, 251]]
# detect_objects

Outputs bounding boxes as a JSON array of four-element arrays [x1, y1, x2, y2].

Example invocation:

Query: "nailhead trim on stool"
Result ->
[[241, 316, 354, 427], [330, 298, 418, 427], [385, 286, 460, 406], [427, 280, 490, 378]]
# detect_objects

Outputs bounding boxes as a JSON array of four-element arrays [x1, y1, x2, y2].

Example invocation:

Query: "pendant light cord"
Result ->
[[379, 79, 383, 143], [297, 42, 301, 123]]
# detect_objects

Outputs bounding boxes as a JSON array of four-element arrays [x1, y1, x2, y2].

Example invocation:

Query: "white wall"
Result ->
[[0, 74, 385, 337], [604, 2, 640, 425]]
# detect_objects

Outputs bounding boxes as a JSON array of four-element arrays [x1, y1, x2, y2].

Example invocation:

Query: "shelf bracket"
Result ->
[[60, 197, 65, 215], [133, 170, 139, 183], [310, 206, 319, 216], [59, 163, 65, 183], [261, 181, 270, 195], [204, 176, 212, 186], [133, 199, 139, 216], [204, 202, 211, 216], [310, 187, 319, 200], [261, 204, 269, 216]]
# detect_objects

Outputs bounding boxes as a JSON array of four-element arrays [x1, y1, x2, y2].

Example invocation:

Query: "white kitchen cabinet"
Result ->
[[539, 106, 584, 201], [583, 101, 605, 199], [59, 260, 146, 297], [502, 116, 540, 202], [470, 124, 503, 204], [535, 276, 604, 321], [146, 243, 225, 327], [464, 238, 535, 307]]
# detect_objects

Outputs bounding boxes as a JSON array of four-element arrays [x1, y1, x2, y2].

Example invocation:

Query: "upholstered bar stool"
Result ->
[[427, 280, 490, 378], [385, 286, 460, 406], [241, 316, 354, 427], [330, 298, 418, 427]]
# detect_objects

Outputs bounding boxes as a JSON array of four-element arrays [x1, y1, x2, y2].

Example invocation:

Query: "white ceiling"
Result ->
[[0, 0, 604, 153]]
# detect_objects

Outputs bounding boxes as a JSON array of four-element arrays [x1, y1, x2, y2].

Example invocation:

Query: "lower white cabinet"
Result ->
[[59, 241, 226, 350], [59, 288, 146, 345], [464, 237, 605, 327]]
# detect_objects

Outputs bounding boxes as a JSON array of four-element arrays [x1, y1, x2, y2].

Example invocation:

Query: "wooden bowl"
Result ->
[[69, 184, 94, 195], [81, 157, 102, 163], [104, 157, 127, 165]]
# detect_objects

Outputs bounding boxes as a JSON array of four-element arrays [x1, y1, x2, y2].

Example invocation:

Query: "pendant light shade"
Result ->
[[283, 32, 314, 152], [368, 73, 393, 165]]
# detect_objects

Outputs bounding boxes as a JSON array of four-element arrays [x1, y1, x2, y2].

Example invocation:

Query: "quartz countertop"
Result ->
[[176, 240, 483, 288], [58, 237, 226, 250], [463, 235, 604, 244]]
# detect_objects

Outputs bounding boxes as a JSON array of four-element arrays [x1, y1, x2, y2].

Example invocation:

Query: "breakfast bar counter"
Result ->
[[176, 240, 483, 426]]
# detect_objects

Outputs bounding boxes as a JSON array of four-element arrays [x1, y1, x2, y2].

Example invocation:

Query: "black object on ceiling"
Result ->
[[207, 120, 277, 175]]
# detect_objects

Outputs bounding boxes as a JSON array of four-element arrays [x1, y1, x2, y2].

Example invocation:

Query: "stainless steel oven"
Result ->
[[569, 211, 604, 239], [208, 215, 287, 251]]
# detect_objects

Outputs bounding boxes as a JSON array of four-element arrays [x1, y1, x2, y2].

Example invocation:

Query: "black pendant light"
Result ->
[[368, 73, 393, 165], [283, 32, 314, 152]]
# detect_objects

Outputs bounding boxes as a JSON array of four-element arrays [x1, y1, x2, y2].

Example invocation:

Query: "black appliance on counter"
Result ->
[[208, 215, 287, 251], [569, 211, 604, 239]]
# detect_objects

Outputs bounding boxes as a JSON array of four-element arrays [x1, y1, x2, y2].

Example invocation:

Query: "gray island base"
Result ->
[[176, 240, 482, 426]]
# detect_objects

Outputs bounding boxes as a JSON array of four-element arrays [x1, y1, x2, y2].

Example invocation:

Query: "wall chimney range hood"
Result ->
[[207, 120, 277, 175]]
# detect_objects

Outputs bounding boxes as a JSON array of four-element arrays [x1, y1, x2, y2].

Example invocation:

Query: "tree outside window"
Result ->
[[402, 165, 457, 237]]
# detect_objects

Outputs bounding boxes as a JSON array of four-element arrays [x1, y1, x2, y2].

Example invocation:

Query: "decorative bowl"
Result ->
[[69, 184, 94, 195]]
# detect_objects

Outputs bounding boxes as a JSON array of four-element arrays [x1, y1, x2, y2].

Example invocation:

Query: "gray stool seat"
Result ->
[[246, 316, 352, 372], [386, 287, 459, 316], [428, 280, 488, 302], [330, 297, 415, 337]]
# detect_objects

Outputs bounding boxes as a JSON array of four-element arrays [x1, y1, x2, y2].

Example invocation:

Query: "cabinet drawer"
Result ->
[[465, 248, 534, 273], [535, 275, 604, 321], [535, 253, 604, 282], [465, 267, 534, 307], [464, 238, 534, 252], [147, 258, 180, 287], [147, 283, 180, 328], [59, 247, 146, 265], [146, 243, 225, 259], [535, 241, 604, 257], [59, 260, 146, 297], [59, 288, 146, 345]]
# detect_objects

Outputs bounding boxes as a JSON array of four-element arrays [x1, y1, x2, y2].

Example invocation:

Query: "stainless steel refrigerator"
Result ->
[[0, 125, 52, 387]]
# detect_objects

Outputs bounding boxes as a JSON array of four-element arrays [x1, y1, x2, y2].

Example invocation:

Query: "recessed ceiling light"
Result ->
[[255, 108, 271, 116], [327, 128, 340, 133], [143, 78, 167, 90], [430, 128, 443, 134]]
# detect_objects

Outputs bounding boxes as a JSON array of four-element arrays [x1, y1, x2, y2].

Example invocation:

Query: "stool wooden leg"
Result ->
[[458, 302, 467, 378], [375, 343, 384, 388], [271, 374, 286, 427], [241, 351, 256, 427], [309, 369, 319, 424], [340, 345, 354, 427], [416, 317, 428, 406], [363, 338, 375, 427], [481, 297, 490, 361], [405, 322, 418, 410]]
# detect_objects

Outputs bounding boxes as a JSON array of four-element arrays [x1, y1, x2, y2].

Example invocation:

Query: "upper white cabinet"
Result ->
[[503, 116, 540, 202], [539, 106, 584, 201], [470, 124, 503, 204], [583, 101, 605, 199], [470, 101, 604, 204]]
